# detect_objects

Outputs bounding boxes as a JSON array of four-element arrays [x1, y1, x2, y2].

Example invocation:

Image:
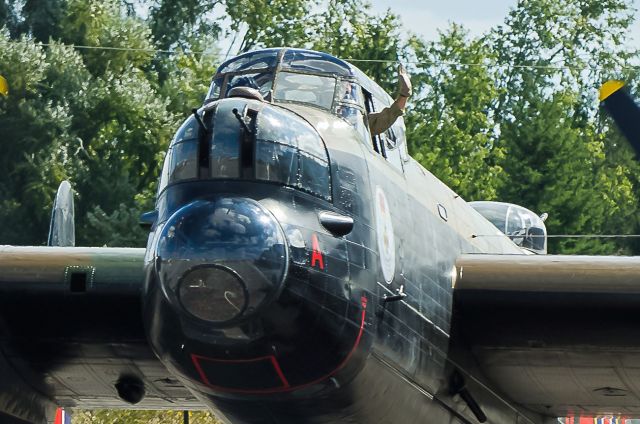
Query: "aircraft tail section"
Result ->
[[47, 181, 75, 247]]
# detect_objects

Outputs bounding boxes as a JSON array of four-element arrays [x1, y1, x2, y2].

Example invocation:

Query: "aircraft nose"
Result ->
[[155, 197, 288, 326]]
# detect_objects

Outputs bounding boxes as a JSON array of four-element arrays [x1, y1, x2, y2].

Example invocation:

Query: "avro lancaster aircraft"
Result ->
[[2, 48, 640, 424]]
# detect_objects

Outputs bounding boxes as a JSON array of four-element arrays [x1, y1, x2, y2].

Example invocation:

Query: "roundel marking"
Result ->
[[375, 186, 395, 284]]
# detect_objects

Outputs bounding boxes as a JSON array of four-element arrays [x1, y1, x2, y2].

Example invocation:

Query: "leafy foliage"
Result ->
[[308, 0, 404, 93], [148, 0, 222, 51], [72, 410, 221, 423], [487, 0, 639, 253], [225, 0, 312, 52], [407, 25, 505, 201], [0, 0, 638, 255], [0, 0, 179, 247]]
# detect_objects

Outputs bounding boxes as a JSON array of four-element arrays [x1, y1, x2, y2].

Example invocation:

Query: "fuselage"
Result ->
[[141, 48, 533, 423]]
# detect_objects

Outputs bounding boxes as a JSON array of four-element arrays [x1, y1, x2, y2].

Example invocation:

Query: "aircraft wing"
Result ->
[[452, 254, 640, 418], [0, 245, 204, 423]]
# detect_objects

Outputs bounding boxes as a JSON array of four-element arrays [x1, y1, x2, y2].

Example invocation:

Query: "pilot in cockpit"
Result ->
[[368, 65, 412, 136], [210, 50, 412, 139]]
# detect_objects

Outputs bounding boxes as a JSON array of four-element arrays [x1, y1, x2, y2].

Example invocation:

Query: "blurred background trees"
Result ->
[[0, 0, 638, 252]]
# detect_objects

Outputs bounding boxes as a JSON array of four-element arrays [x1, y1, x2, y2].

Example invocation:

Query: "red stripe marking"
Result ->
[[191, 354, 212, 387], [191, 296, 368, 394], [270, 356, 290, 388]]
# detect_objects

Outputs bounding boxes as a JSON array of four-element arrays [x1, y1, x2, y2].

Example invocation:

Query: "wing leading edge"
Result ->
[[0, 246, 204, 424], [452, 254, 640, 419]]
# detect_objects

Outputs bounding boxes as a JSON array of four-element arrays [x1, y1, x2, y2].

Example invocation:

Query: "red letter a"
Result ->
[[311, 233, 324, 270]]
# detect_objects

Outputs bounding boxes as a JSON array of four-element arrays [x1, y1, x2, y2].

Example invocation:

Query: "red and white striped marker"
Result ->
[[54, 408, 70, 424]]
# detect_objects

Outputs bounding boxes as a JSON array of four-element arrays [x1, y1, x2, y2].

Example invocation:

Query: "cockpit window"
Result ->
[[206, 76, 223, 100], [205, 49, 376, 137], [273, 72, 336, 109], [217, 50, 279, 74], [281, 50, 352, 75], [227, 72, 273, 99], [336, 80, 363, 105]]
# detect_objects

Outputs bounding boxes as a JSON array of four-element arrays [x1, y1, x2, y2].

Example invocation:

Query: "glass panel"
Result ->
[[206, 76, 223, 101], [158, 149, 171, 195], [296, 128, 327, 159], [298, 152, 331, 200], [469, 201, 547, 253], [173, 116, 199, 145], [505, 206, 525, 235], [391, 120, 409, 161], [156, 198, 288, 320], [217, 50, 280, 74], [336, 105, 362, 126], [273, 72, 336, 110], [169, 141, 198, 183], [257, 107, 327, 159], [281, 50, 352, 76], [211, 140, 240, 178], [226, 72, 274, 99], [470, 202, 508, 233], [211, 110, 240, 178], [336, 80, 362, 105], [257, 107, 298, 147], [255, 141, 299, 186]]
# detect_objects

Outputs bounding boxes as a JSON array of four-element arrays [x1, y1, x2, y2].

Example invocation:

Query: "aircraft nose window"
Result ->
[[273, 72, 336, 110], [206, 76, 223, 101], [254, 106, 331, 201], [157, 116, 201, 195], [227, 72, 273, 99]]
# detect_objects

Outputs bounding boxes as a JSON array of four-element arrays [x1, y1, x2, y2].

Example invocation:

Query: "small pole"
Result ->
[[183, 410, 190, 424]]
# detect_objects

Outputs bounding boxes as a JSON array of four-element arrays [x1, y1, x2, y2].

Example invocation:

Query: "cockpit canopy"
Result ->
[[206, 48, 355, 104], [470, 201, 548, 254], [204, 48, 384, 136]]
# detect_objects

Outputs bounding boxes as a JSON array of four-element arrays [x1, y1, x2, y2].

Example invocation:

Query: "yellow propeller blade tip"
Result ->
[[0, 75, 8, 97], [599, 80, 625, 102]]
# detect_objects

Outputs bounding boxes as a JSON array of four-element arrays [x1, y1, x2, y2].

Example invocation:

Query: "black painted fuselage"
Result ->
[[141, 48, 532, 424], [0, 48, 548, 424]]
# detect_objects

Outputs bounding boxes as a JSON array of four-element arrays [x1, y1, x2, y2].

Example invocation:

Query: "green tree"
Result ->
[[0, 33, 85, 244], [309, 0, 404, 93], [0, 0, 23, 37], [225, 0, 312, 53], [487, 0, 639, 253], [406, 25, 505, 201], [157, 38, 220, 114], [148, 0, 222, 51], [61, 0, 155, 76], [0, 0, 180, 247], [20, 0, 67, 41]]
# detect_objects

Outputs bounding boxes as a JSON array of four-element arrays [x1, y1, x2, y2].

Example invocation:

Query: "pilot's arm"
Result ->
[[368, 65, 412, 136]]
